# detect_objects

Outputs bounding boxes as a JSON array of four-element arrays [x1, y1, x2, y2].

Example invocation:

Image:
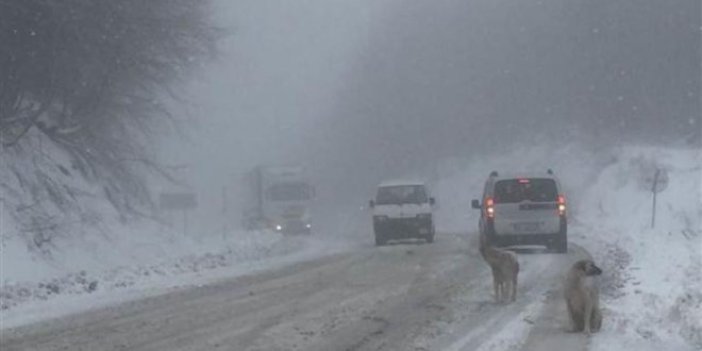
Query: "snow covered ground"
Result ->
[[0, 227, 364, 329], [2, 142, 700, 351], [433, 143, 701, 350]]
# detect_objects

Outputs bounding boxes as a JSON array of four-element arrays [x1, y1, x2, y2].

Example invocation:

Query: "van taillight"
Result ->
[[485, 197, 495, 218], [557, 195, 566, 216]]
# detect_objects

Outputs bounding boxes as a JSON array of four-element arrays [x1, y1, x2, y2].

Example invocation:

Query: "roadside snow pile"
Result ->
[[0, 230, 333, 329], [576, 146, 701, 351], [0, 230, 295, 310]]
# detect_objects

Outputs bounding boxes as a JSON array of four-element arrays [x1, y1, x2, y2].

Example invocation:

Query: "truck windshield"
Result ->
[[376, 185, 427, 205], [267, 182, 311, 201], [494, 178, 557, 203]]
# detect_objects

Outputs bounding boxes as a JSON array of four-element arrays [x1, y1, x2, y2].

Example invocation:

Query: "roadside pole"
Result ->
[[183, 208, 188, 236], [651, 169, 659, 228], [222, 186, 228, 240], [647, 167, 668, 229]]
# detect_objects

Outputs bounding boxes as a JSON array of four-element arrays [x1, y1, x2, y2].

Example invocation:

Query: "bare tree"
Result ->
[[0, 0, 219, 237]]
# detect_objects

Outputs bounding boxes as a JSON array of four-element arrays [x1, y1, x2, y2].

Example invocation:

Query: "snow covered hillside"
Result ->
[[0, 133, 350, 328], [433, 144, 701, 349], [581, 147, 701, 350]]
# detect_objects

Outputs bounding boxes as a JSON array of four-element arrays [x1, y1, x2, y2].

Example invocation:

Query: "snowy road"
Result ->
[[1, 232, 594, 351]]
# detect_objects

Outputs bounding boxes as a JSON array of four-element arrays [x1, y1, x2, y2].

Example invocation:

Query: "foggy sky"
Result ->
[[161, 0, 700, 219]]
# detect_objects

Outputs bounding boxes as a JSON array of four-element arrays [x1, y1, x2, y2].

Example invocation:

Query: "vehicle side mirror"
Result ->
[[471, 199, 481, 209], [369, 200, 375, 208], [429, 197, 436, 205]]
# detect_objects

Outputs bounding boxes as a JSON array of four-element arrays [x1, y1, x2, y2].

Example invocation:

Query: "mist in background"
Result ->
[[312, 0, 700, 199], [155, 0, 388, 231], [159, 0, 700, 232]]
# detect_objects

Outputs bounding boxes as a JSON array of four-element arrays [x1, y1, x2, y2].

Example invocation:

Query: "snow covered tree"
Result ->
[[0, 0, 219, 234]]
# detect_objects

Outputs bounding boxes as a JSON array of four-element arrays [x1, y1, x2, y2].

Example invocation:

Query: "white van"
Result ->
[[369, 180, 436, 246], [471, 170, 568, 253]]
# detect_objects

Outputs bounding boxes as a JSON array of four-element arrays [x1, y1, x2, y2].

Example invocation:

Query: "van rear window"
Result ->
[[493, 179, 557, 203], [376, 185, 428, 205]]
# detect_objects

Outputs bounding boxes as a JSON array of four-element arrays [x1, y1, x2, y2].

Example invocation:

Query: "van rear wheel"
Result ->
[[555, 237, 567, 253], [375, 234, 386, 246], [425, 225, 435, 243], [555, 220, 568, 253]]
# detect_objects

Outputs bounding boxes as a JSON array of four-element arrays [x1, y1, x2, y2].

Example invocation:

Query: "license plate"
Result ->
[[514, 223, 540, 232]]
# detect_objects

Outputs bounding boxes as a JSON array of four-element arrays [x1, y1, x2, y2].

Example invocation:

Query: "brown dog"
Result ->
[[564, 259, 603, 334], [479, 233, 520, 303]]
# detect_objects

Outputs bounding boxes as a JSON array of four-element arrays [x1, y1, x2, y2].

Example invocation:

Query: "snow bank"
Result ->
[[0, 231, 348, 329], [579, 147, 702, 350], [433, 143, 701, 349], [1, 227, 289, 305]]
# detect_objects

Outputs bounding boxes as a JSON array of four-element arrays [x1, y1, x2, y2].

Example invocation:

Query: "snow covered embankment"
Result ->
[[1, 225, 328, 329], [577, 147, 701, 351]]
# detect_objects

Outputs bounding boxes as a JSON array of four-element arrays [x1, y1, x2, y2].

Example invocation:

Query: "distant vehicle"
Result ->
[[472, 170, 568, 253], [242, 165, 314, 234], [369, 180, 436, 246]]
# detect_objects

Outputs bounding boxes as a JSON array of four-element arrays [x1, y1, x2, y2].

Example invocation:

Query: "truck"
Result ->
[[241, 165, 314, 234]]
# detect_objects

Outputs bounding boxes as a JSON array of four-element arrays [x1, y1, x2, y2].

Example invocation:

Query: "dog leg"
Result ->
[[506, 283, 511, 302], [566, 301, 581, 332], [499, 282, 506, 303], [492, 270, 500, 302], [583, 299, 593, 335], [591, 308, 602, 332]]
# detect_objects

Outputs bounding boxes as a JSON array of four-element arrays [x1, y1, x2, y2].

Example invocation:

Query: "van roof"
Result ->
[[489, 172, 560, 182], [378, 179, 426, 187]]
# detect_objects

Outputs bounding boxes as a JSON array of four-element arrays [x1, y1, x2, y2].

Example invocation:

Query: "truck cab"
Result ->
[[370, 180, 436, 246], [264, 181, 313, 233]]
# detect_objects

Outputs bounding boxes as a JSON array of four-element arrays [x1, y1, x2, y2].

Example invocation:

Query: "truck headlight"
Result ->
[[305, 223, 312, 229], [275, 224, 283, 231]]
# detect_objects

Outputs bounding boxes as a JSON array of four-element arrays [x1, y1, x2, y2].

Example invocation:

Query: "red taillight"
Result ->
[[557, 195, 566, 216], [485, 197, 495, 218]]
